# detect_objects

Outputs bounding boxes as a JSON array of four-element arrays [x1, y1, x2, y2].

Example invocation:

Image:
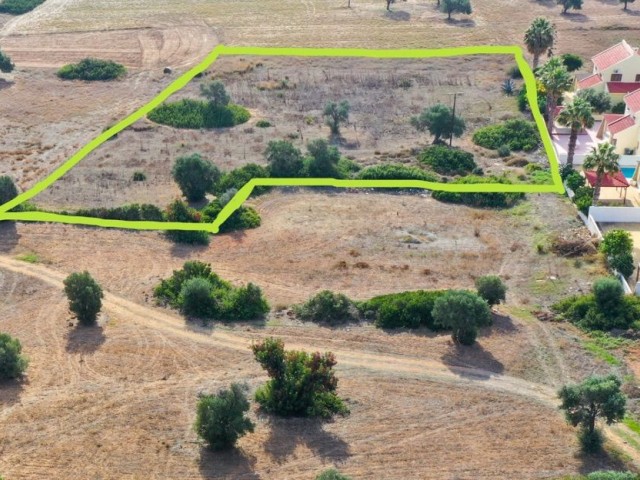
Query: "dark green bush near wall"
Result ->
[[0, 0, 45, 14], [359, 290, 447, 329], [57, 58, 126, 81], [356, 164, 439, 182], [419, 145, 477, 175], [432, 175, 524, 208], [472, 119, 540, 151], [148, 99, 250, 129]]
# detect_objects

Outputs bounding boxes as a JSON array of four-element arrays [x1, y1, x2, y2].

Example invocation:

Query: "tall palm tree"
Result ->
[[524, 17, 556, 69], [537, 57, 573, 133], [556, 97, 594, 168], [583, 142, 620, 203]]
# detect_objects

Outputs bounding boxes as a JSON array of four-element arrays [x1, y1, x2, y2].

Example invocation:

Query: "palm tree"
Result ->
[[583, 142, 620, 203], [537, 57, 573, 133], [524, 17, 556, 69], [556, 97, 594, 168]]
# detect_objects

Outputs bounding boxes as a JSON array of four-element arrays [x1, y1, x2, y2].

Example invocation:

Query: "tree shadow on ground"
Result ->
[[199, 446, 261, 479], [577, 447, 630, 474], [262, 416, 351, 465], [530, 0, 558, 9], [0, 222, 19, 253], [0, 377, 27, 407], [440, 341, 504, 380], [65, 323, 106, 354], [561, 12, 590, 22], [384, 9, 411, 21], [623, 7, 640, 15], [444, 17, 476, 27], [169, 240, 210, 259], [487, 311, 519, 336]]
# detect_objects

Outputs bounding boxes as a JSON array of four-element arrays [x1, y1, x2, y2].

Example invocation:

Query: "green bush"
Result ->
[[265, 140, 305, 177], [432, 290, 492, 345], [0, 48, 14, 73], [356, 164, 439, 182], [609, 253, 635, 279], [154, 261, 269, 321], [305, 139, 342, 178], [336, 157, 361, 178], [497, 145, 511, 158], [360, 290, 447, 329], [201, 200, 261, 233], [475, 275, 507, 306], [252, 338, 349, 418], [586, 472, 638, 480], [508, 65, 523, 79], [74, 203, 164, 222], [0, 0, 45, 15], [172, 153, 220, 202], [194, 383, 255, 451], [57, 58, 126, 81], [419, 145, 476, 175], [573, 186, 594, 215], [565, 171, 585, 191], [214, 163, 270, 196], [316, 470, 352, 480], [148, 99, 250, 129], [0, 332, 29, 380], [294, 290, 360, 326], [612, 102, 626, 114], [432, 175, 524, 208], [255, 119, 272, 128], [63, 271, 104, 326], [601, 229, 633, 259], [561, 53, 583, 72], [472, 119, 540, 152], [164, 200, 209, 245], [132, 171, 146, 182], [0, 176, 19, 206]]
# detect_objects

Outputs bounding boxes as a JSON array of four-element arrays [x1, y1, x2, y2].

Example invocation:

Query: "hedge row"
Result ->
[[57, 58, 126, 81], [148, 99, 250, 129]]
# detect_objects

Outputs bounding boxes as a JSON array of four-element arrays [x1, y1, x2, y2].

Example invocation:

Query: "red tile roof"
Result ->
[[577, 74, 603, 89], [607, 82, 640, 94], [592, 41, 635, 71], [585, 170, 629, 188], [608, 115, 636, 135], [603, 114, 625, 125], [624, 89, 640, 114]]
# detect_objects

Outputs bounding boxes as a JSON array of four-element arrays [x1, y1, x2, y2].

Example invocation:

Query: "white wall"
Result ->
[[589, 206, 640, 222]]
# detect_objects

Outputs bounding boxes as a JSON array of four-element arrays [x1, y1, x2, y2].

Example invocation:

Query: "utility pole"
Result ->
[[449, 92, 463, 147]]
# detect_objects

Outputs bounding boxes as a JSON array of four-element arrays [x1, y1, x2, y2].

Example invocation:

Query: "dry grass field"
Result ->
[[0, 192, 638, 479], [33, 54, 541, 211]]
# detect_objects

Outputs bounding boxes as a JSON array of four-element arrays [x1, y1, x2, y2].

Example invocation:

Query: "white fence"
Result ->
[[556, 154, 639, 167], [588, 206, 640, 223]]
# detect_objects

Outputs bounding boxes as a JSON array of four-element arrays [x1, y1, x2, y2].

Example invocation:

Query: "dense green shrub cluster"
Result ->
[[359, 290, 447, 329], [565, 170, 586, 192], [432, 175, 525, 208], [148, 99, 250, 129], [0, 332, 29, 380], [74, 203, 164, 222], [154, 261, 269, 321], [164, 199, 210, 245], [294, 290, 360, 326], [572, 186, 594, 215], [213, 163, 270, 196], [316, 470, 352, 480], [172, 153, 221, 202], [552, 277, 640, 331], [0, 0, 44, 15], [517, 84, 546, 114], [356, 164, 439, 182], [475, 275, 507, 306], [57, 58, 126, 81], [472, 119, 540, 151], [252, 337, 349, 418], [201, 200, 261, 233], [0, 176, 18, 206], [0, 48, 14, 73], [601, 229, 635, 279], [419, 145, 476, 175]]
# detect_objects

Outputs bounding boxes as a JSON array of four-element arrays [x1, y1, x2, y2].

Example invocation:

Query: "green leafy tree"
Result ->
[[172, 153, 220, 202], [537, 57, 573, 133], [252, 338, 349, 418], [316, 469, 352, 480], [561, 53, 583, 72], [0, 49, 14, 73], [523, 17, 556, 69], [0, 176, 19, 206], [295, 290, 359, 326], [323, 100, 350, 136], [583, 142, 620, 202], [475, 275, 507, 306], [620, 0, 635, 9], [576, 89, 612, 115], [440, 0, 472, 19], [265, 140, 304, 177], [432, 290, 492, 345], [557, 97, 594, 168], [194, 383, 255, 450], [200, 80, 230, 108], [0, 332, 28, 380], [164, 199, 209, 245], [180, 277, 217, 318], [558, 0, 583, 13], [558, 375, 626, 453], [63, 271, 104, 326], [410, 104, 465, 144], [306, 139, 341, 178]]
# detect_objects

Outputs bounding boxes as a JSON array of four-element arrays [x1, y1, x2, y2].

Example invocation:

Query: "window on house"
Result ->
[[636, 74, 640, 82], [611, 73, 623, 81]]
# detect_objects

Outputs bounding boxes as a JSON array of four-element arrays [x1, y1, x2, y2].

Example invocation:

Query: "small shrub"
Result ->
[[561, 53, 583, 72], [356, 164, 438, 182], [316, 469, 352, 480], [194, 383, 255, 450], [587, 472, 638, 480], [295, 291, 360, 326], [565, 171, 585, 191], [398, 78, 413, 89], [164, 200, 209, 245], [201, 200, 261, 233], [508, 65, 523, 79], [609, 252, 635, 279], [502, 78, 515, 96], [57, 58, 126, 81], [63, 271, 104, 326], [0, 48, 14, 73], [612, 102, 626, 114], [256, 119, 272, 128], [132, 171, 146, 182], [472, 119, 540, 152], [419, 145, 476, 175], [497, 145, 511, 158], [601, 229, 633, 259], [0, 333, 28, 380], [475, 275, 507, 306], [0, 176, 19, 205], [214, 163, 270, 196], [180, 277, 217, 318]]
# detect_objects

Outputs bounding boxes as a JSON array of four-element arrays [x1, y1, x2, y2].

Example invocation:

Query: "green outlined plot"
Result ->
[[0, 45, 564, 234]]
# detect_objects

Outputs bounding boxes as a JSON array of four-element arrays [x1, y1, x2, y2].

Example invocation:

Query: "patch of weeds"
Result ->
[[582, 331, 630, 366], [623, 416, 640, 435], [505, 201, 532, 217], [583, 342, 621, 366], [16, 252, 40, 263]]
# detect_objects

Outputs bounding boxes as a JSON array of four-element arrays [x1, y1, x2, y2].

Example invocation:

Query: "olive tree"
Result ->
[[475, 275, 507, 306], [264, 140, 304, 177], [440, 0, 472, 19], [200, 80, 230, 108], [410, 104, 465, 144], [0, 176, 18, 206], [432, 290, 492, 345], [63, 271, 104, 326], [172, 153, 220, 202], [0, 333, 28, 380], [323, 100, 350, 136], [0, 49, 14, 73]]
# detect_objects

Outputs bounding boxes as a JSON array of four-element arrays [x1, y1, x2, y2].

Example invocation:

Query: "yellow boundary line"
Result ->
[[0, 45, 564, 234]]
